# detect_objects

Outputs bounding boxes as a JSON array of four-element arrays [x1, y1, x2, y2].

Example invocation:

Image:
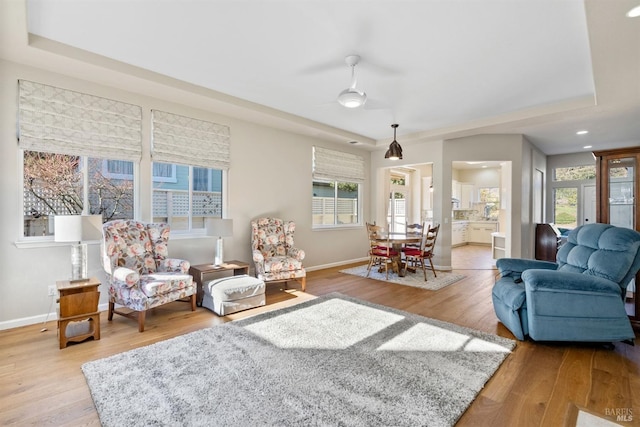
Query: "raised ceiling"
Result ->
[[3, 0, 640, 155]]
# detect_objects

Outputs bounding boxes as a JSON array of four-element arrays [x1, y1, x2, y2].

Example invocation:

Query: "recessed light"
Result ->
[[583, 145, 592, 149], [482, 165, 488, 168], [576, 130, 589, 135], [627, 5, 640, 17]]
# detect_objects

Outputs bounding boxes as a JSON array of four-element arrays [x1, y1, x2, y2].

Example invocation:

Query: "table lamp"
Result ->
[[54, 214, 103, 281], [206, 218, 233, 266]]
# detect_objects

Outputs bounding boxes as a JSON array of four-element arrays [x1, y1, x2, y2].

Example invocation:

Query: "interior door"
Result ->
[[582, 184, 596, 225]]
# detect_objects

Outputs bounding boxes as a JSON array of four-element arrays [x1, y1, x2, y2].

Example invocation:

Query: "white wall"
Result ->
[[0, 59, 371, 329]]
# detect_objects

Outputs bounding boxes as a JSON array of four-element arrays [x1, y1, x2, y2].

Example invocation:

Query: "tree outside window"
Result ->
[[23, 151, 133, 237]]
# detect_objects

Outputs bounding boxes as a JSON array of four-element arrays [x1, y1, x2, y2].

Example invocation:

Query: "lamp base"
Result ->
[[214, 237, 224, 266], [70, 242, 88, 281]]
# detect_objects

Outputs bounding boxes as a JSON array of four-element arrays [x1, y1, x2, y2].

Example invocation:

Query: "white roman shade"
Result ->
[[17, 80, 142, 161], [313, 146, 365, 183], [152, 110, 230, 170]]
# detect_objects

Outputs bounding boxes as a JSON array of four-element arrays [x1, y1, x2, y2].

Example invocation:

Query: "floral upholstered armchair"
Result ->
[[101, 220, 196, 332], [250, 217, 306, 291]]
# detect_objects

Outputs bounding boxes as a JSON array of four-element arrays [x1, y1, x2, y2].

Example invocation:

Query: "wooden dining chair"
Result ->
[[403, 223, 440, 281], [403, 222, 425, 268], [366, 222, 398, 279]]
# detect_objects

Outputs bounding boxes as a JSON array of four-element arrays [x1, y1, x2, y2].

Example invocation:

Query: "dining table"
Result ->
[[374, 232, 422, 277]]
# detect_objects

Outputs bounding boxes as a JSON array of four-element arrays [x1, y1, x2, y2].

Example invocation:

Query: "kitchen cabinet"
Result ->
[[452, 222, 468, 246], [467, 222, 498, 244], [460, 184, 474, 209], [452, 180, 461, 201], [452, 181, 474, 209]]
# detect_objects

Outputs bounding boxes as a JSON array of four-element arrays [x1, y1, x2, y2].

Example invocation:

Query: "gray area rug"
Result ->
[[340, 264, 465, 291], [82, 293, 515, 427]]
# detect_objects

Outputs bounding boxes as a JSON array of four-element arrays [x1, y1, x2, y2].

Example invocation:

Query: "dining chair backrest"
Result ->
[[405, 222, 425, 249], [366, 222, 384, 245], [406, 222, 424, 236], [422, 223, 440, 255]]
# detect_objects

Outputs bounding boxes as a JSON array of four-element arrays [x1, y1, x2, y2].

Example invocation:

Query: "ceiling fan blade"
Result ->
[[363, 98, 390, 110], [298, 59, 344, 75]]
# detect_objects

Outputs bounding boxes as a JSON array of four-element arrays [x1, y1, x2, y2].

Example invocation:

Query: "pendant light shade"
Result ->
[[384, 124, 403, 160]]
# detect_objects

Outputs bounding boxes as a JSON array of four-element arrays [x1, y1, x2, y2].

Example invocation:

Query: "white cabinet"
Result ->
[[492, 232, 506, 260], [460, 184, 474, 209], [467, 222, 498, 244], [452, 180, 461, 201], [453, 181, 474, 209], [452, 222, 468, 246]]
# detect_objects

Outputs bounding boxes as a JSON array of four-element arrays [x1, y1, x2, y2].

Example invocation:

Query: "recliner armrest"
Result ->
[[496, 258, 557, 277], [522, 269, 623, 296]]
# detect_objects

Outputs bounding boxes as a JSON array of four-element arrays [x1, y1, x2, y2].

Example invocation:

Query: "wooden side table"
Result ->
[[57, 277, 101, 349], [189, 260, 250, 306]]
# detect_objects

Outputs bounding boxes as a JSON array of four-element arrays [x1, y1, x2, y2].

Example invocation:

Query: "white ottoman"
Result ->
[[202, 274, 265, 316]]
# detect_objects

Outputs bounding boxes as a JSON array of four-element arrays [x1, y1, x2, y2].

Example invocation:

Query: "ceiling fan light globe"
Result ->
[[337, 88, 367, 108]]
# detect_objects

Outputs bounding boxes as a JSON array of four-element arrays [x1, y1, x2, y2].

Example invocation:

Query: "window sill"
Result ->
[[14, 239, 101, 249], [312, 225, 363, 231]]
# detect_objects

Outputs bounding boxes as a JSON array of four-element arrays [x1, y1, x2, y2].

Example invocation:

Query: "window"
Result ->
[[312, 146, 364, 228], [551, 164, 597, 231], [312, 181, 360, 226], [18, 80, 142, 238], [387, 173, 407, 232], [152, 162, 223, 232], [554, 187, 578, 229], [554, 165, 596, 181], [479, 187, 500, 219], [104, 160, 176, 182], [23, 151, 134, 237]]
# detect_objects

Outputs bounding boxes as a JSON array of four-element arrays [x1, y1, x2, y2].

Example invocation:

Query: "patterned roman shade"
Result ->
[[152, 110, 230, 170], [17, 80, 142, 161], [313, 146, 365, 183]]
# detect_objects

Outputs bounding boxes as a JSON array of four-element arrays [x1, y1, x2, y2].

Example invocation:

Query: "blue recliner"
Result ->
[[492, 223, 640, 342]]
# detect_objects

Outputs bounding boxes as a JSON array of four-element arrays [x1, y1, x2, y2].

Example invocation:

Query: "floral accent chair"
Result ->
[[102, 220, 196, 332], [250, 217, 306, 291]]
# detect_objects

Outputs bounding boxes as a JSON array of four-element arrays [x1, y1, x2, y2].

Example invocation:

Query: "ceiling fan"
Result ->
[[337, 55, 367, 108]]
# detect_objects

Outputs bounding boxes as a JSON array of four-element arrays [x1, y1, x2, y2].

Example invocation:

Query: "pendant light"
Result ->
[[384, 124, 403, 160]]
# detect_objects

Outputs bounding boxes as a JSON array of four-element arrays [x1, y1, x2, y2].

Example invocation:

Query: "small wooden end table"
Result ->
[[189, 260, 250, 306], [56, 277, 101, 349]]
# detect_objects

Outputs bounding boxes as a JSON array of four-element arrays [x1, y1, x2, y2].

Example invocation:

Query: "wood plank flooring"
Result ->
[[0, 245, 638, 426]]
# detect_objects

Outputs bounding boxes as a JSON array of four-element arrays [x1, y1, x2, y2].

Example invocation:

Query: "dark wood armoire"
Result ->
[[594, 147, 640, 326]]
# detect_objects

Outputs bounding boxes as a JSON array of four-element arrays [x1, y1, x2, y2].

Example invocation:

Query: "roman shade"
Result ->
[[312, 146, 365, 183], [17, 80, 142, 161], [152, 110, 230, 170]]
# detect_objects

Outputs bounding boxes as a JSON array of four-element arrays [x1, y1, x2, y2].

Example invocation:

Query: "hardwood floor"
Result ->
[[1, 246, 638, 426]]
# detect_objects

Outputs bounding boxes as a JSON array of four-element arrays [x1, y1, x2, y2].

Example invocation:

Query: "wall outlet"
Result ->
[[47, 285, 57, 297]]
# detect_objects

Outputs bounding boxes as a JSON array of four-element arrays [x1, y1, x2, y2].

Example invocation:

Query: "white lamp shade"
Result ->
[[54, 215, 82, 242], [206, 218, 233, 237], [54, 215, 103, 242]]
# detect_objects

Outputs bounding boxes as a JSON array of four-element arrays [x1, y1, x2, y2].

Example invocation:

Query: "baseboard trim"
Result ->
[[305, 257, 369, 272], [0, 302, 110, 331]]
